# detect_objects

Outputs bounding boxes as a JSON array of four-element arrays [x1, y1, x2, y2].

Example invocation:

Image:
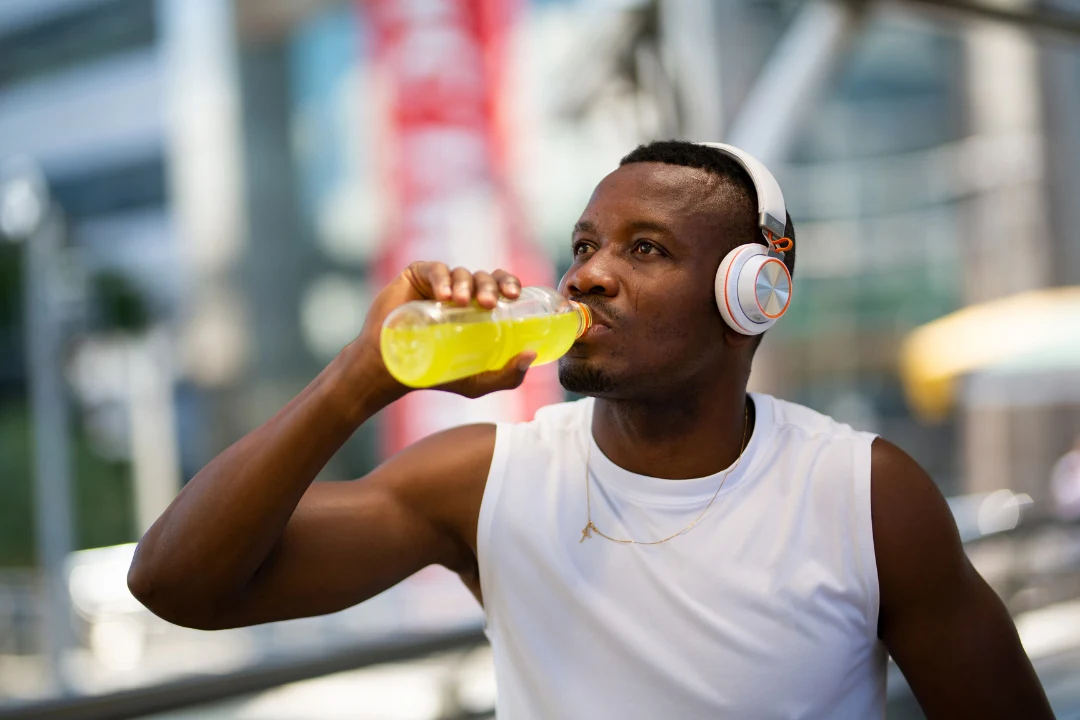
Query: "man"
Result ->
[[129, 141, 1053, 718]]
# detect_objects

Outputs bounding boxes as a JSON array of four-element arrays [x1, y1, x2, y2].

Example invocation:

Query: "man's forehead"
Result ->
[[581, 162, 722, 226], [597, 162, 717, 197]]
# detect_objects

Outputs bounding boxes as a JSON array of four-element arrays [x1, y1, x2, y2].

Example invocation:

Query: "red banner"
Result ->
[[365, 0, 559, 457]]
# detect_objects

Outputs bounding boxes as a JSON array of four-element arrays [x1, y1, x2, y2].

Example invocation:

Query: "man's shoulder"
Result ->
[[487, 397, 591, 459], [513, 397, 591, 432], [763, 393, 876, 443]]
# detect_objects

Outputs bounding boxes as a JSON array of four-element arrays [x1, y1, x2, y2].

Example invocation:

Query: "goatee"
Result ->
[[558, 358, 615, 395]]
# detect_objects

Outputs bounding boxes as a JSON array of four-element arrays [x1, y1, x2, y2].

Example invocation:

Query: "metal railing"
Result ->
[[0, 625, 487, 720]]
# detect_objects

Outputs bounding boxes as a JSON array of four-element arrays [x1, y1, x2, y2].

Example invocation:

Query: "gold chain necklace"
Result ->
[[579, 403, 750, 545]]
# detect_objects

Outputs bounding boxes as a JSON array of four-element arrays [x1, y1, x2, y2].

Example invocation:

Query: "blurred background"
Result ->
[[1, 0, 1079, 717]]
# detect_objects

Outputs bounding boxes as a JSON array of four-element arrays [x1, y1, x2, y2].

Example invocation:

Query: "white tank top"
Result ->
[[477, 394, 887, 719]]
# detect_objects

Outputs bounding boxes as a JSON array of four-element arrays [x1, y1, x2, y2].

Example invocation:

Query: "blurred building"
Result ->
[[0, 0, 583, 547], [765, 3, 1080, 502], [0, 0, 185, 566], [1, 0, 1078, 526], [554, 0, 1080, 500], [0, 0, 169, 394], [0, 0, 370, 527], [2, 0, 1078, 529], [2, 0, 1080, 713]]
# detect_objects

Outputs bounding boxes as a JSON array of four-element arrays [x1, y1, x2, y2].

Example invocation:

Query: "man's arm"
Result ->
[[872, 438, 1054, 718], [169, 422, 495, 629], [127, 263, 532, 630]]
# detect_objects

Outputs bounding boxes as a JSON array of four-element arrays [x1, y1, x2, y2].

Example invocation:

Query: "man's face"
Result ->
[[558, 162, 751, 399]]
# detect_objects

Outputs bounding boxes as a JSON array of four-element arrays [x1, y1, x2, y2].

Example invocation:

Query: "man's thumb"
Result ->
[[516, 352, 537, 373], [498, 351, 537, 390]]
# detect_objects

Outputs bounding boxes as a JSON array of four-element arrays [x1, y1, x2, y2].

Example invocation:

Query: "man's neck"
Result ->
[[590, 385, 754, 480]]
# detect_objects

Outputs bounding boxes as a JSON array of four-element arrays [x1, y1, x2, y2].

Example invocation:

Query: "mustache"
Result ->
[[571, 297, 622, 327]]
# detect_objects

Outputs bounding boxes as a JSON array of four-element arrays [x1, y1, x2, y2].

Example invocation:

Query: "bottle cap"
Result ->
[[571, 301, 592, 338]]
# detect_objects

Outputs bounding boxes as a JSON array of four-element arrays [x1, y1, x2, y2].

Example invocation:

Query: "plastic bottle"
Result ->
[[380, 286, 593, 388]]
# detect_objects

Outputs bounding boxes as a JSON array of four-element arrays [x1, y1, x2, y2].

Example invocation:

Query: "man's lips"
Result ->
[[574, 300, 615, 329], [572, 300, 615, 341]]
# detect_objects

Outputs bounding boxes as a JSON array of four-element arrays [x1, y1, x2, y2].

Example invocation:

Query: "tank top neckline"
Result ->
[[579, 393, 776, 507]]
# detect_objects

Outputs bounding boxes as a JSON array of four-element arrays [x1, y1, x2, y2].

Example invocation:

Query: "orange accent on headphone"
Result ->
[[770, 236, 794, 253]]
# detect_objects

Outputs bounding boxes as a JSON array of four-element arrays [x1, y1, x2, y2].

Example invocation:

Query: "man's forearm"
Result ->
[[128, 342, 404, 620]]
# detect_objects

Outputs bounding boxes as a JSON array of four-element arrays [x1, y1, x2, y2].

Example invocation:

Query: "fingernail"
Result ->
[[517, 354, 535, 371]]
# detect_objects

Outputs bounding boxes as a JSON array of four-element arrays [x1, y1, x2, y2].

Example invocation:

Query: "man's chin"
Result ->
[[558, 357, 615, 396]]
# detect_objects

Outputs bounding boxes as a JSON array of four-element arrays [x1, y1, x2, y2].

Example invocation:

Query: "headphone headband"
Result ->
[[697, 142, 794, 336], [695, 142, 787, 239]]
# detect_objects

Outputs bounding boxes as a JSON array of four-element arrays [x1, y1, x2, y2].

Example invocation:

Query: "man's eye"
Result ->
[[573, 242, 593, 256], [634, 240, 661, 255]]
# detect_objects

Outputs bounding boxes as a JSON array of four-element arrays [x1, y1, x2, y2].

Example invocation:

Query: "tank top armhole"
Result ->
[[853, 432, 881, 639], [477, 420, 515, 634]]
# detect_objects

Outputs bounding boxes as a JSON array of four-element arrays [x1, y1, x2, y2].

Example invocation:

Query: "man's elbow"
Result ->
[[127, 546, 231, 631]]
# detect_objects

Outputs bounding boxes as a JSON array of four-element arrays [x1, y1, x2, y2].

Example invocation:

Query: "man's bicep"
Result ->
[[872, 438, 1052, 719], [872, 438, 969, 637], [211, 424, 496, 628]]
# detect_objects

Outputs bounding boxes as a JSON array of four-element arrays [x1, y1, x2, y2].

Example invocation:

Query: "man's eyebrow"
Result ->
[[626, 220, 674, 237], [572, 220, 674, 236]]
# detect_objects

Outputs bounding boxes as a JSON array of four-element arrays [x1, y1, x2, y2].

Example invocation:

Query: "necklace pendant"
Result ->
[[580, 522, 594, 542]]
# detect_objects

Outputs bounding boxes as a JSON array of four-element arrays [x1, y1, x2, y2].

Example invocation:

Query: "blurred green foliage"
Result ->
[[92, 270, 150, 334], [0, 243, 19, 329], [0, 404, 34, 566], [0, 401, 135, 567], [0, 247, 145, 567]]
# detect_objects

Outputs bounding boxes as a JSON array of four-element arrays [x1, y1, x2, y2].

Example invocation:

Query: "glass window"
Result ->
[[49, 156, 166, 221], [0, 0, 156, 90]]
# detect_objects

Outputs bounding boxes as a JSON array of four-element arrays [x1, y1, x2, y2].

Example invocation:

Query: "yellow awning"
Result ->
[[899, 286, 1080, 420]]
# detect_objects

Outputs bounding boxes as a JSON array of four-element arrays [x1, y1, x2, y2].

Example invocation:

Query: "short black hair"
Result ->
[[619, 140, 796, 280]]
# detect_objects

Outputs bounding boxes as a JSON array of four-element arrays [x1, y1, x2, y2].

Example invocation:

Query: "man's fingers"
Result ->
[[474, 271, 498, 308], [405, 263, 520, 306], [419, 262, 452, 302], [491, 269, 521, 299], [450, 267, 474, 306]]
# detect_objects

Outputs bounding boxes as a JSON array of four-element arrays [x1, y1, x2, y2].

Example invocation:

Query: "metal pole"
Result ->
[[23, 205, 77, 694], [896, 0, 1080, 42], [128, 329, 182, 535], [658, 0, 726, 139], [725, 0, 865, 166]]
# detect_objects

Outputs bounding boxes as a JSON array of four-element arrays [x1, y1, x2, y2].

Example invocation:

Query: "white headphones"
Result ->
[[697, 142, 793, 336]]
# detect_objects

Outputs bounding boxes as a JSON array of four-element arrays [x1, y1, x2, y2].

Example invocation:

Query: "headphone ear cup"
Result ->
[[715, 247, 746, 333], [738, 253, 791, 324], [715, 244, 781, 336]]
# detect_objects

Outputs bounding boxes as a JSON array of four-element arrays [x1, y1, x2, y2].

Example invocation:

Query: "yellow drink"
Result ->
[[382, 310, 583, 388]]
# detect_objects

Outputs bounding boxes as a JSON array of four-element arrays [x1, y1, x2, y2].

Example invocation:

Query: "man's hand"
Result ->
[[356, 261, 536, 399]]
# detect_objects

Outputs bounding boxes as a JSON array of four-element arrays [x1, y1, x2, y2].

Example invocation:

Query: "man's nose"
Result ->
[[563, 252, 618, 297]]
